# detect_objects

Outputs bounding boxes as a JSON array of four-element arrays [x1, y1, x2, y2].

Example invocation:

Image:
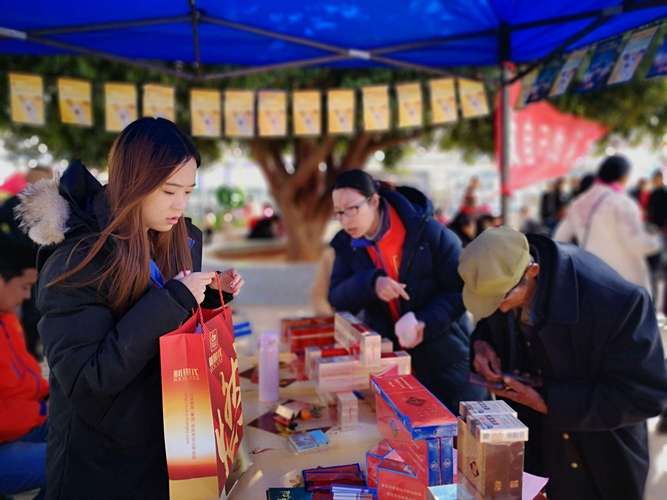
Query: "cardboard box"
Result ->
[[366, 440, 399, 488], [373, 375, 456, 486], [457, 414, 527, 498]]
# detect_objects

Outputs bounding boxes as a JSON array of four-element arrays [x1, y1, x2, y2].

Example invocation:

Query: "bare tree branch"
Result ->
[[340, 132, 372, 168], [290, 136, 337, 190]]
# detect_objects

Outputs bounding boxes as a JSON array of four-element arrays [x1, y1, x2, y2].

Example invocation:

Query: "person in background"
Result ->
[[328, 169, 485, 412], [539, 177, 567, 232], [518, 206, 547, 236], [475, 213, 496, 237], [16, 118, 245, 499], [554, 155, 661, 294], [460, 227, 667, 500], [434, 208, 449, 226], [630, 177, 651, 215], [448, 213, 476, 247], [0, 235, 49, 499], [0, 165, 53, 360]]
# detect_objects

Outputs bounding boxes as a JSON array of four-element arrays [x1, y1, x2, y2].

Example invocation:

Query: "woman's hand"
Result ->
[[211, 268, 245, 296], [174, 270, 216, 304]]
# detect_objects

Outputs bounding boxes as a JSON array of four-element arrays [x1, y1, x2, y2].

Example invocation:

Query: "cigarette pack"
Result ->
[[281, 315, 334, 342], [426, 484, 458, 500], [287, 324, 335, 354], [381, 338, 395, 353], [377, 458, 427, 500], [459, 400, 517, 421], [366, 440, 402, 488], [374, 381, 453, 486], [469, 414, 529, 444], [378, 351, 411, 375]]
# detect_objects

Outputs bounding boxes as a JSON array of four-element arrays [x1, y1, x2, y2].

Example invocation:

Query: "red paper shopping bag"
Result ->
[[160, 287, 243, 500]]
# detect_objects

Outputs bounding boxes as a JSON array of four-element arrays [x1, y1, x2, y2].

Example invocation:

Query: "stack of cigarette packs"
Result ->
[[457, 401, 528, 499], [310, 312, 412, 394], [366, 374, 458, 499], [281, 316, 335, 354], [336, 391, 359, 429]]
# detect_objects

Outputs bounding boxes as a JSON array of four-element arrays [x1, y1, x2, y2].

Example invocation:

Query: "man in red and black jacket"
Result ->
[[0, 235, 48, 498]]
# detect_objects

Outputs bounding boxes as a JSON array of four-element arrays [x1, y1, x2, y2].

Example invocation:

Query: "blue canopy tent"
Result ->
[[1, 0, 666, 215]]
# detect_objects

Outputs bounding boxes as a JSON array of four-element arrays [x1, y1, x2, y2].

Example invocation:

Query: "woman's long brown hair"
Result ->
[[51, 117, 201, 314]]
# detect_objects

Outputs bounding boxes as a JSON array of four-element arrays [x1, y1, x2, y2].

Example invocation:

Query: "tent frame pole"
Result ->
[[499, 24, 511, 224]]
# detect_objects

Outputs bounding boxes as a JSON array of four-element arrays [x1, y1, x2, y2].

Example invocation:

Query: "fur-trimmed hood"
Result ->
[[15, 160, 105, 247]]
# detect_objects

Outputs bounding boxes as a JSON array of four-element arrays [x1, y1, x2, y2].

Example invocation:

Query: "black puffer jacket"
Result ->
[[329, 185, 485, 412], [19, 161, 229, 500]]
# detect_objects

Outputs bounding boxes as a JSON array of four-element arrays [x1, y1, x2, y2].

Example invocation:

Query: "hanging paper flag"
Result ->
[[190, 89, 221, 137], [292, 90, 321, 136], [104, 82, 137, 132], [647, 35, 667, 78], [327, 89, 355, 134], [526, 59, 563, 104], [458, 79, 488, 118], [608, 27, 659, 84], [396, 82, 422, 129], [550, 49, 588, 97], [576, 37, 623, 92], [9, 73, 45, 126], [515, 70, 538, 109], [429, 78, 457, 124], [225, 90, 255, 138], [258, 90, 287, 137], [362, 85, 390, 131], [143, 84, 175, 121], [57, 77, 92, 126]]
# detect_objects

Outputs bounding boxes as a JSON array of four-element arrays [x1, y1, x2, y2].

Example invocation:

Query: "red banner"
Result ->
[[495, 83, 607, 192]]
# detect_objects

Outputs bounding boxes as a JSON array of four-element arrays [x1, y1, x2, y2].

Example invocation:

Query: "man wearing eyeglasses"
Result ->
[[458, 226, 667, 500]]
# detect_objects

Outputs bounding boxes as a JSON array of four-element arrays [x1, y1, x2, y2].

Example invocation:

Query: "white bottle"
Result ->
[[258, 331, 280, 402]]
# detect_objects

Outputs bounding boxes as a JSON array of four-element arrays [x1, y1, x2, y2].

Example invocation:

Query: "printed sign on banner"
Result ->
[[429, 78, 457, 124], [58, 77, 92, 126], [9, 73, 45, 126], [526, 60, 563, 104], [459, 78, 488, 118], [515, 70, 538, 109], [396, 82, 422, 129], [328, 89, 355, 134], [550, 49, 588, 97], [362, 85, 390, 131], [258, 90, 287, 137], [143, 84, 175, 121], [496, 83, 607, 192], [608, 27, 658, 85], [191, 89, 221, 138], [577, 37, 623, 92], [105, 82, 137, 132], [293, 90, 321, 136], [646, 34, 667, 78], [225, 90, 254, 138]]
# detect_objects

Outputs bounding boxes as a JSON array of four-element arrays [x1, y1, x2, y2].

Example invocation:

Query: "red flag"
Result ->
[[496, 83, 607, 192]]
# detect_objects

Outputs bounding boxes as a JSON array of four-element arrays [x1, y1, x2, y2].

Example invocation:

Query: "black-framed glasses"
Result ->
[[333, 197, 371, 220]]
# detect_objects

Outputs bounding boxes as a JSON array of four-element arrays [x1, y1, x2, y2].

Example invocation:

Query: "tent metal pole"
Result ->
[[500, 64, 511, 224], [499, 24, 511, 223], [3, 32, 196, 80], [201, 54, 351, 81], [189, 1, 202, 75], [28, 16, 192, 36]]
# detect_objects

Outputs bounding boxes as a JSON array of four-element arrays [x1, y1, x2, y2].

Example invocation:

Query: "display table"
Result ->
[[227, 353, 381, 499]]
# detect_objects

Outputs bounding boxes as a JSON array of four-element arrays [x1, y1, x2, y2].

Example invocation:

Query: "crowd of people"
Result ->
[[0, 117, 666, 500]]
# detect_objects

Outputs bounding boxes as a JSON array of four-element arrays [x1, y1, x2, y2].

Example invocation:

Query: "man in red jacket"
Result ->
[[0, 235, 48, 498]]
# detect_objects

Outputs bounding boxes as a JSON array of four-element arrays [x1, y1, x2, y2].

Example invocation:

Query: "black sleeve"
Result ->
[[544, 288, 667, 431], [37, 248, 194, 401], [328, 241, 384, 314]]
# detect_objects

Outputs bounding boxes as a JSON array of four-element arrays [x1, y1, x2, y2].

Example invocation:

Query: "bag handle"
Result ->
[[581, 191, 611, 249], [195, 272, 229, 332]]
